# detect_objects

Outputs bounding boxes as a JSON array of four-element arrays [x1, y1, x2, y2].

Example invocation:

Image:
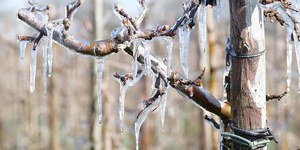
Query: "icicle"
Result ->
[[116, 69, 145, 132], [143, 40, 152, 76], [150, 72, 158, 90], [30, 48, 38, 93], [286, 37, 293, 93], [178, 26, 191, 78], [199, 0, 207, 52], [160, 91, 168, 131], [135, 96, 160, 150], [96, 58, 104, 124], [19, 41, 28, 61], [165, 37, 173, 76], [47, 27, 54, 77], [132, 43, 139, 80], [119, 84, 129, 132], [214, 0, 221, 22], [293, 32, 300, 93], [42, 45, 48, 96]]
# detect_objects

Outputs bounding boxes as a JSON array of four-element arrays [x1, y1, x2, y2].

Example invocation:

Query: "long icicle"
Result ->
[[135, 93, 160, 150], [214, 0, 221, 22], [287, 36, 293, 93], [42, 44, 48, 96], [178, 26, 191, 78], [159, 37, 173, 130], [293, 32, 300, 93], [30, 48, 38, 93], [132, 41, 139, 80], [96, 58, 104, 124], [165, 37, 173, 76], [199, 0, 207, 52], [119, 84, 129, 132], [143, 40, 152, 76], [160, 91, 168, 131], [47, 27, 54, 77], [117, 69, 145, 132]]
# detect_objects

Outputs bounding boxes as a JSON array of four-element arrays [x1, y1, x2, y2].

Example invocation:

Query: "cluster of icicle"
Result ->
[[261, 0, 300, 93], [19, 2, 54, 95], [111, 38, 172, 150]]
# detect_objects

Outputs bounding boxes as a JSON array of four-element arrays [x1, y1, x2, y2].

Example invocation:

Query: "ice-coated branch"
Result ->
[[261, 1, 300, 41], [65, 0, 83, 20], [18, 8, 119, 57], [17, 0, 231, 119]]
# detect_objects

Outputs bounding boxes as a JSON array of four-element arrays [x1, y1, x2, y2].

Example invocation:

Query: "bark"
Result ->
[[229, 0, 266, 149]]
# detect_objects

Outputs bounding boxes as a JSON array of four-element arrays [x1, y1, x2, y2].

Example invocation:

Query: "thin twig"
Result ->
[[266, 91, 287, 101]]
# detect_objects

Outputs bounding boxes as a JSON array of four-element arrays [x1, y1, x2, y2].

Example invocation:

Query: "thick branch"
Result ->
[[18, 8, 118, 57]]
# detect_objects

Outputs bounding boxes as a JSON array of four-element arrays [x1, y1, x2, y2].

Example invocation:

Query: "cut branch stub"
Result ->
[[168, 72, 231, 120]]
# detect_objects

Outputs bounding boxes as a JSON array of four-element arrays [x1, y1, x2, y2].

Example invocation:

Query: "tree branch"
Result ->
[[18, 8, 119, 57]]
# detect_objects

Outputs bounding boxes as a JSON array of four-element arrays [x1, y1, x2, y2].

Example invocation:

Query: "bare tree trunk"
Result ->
[[48, 76, 60, 150], [140, 78, 153, 150], [229, 0, 266, 149], [88, 60, 97, 150], [197, 9, 208, 150], [90, 0, 103, 149], [207, 9, 220, 150]]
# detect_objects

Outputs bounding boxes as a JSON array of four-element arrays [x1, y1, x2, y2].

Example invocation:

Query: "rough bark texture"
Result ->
[[229, 0, 266, 149]]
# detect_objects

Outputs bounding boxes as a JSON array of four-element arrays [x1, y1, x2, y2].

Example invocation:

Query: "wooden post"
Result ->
[[229, 0, 266, 149]]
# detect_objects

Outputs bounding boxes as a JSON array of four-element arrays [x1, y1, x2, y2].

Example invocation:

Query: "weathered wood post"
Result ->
[[229, 0, 266, 149]]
